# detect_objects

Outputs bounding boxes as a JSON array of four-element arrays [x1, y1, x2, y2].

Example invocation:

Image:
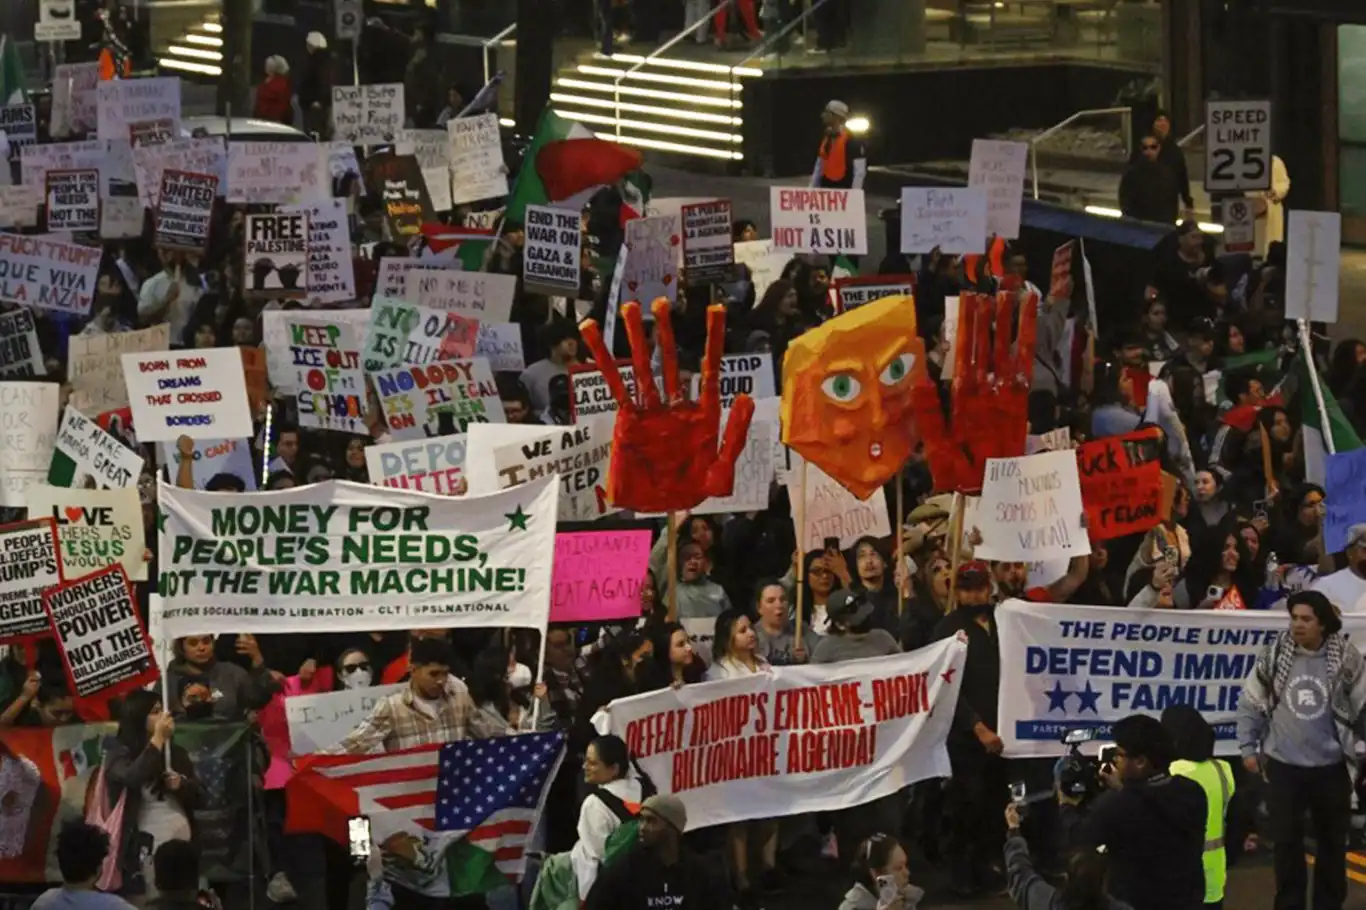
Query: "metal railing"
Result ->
[[730, 0, 836, 72], [482, 22, 516, 87], [1176, 123, 1204, 148], [1029, 105, 1132, 199], [612, 1, 734, 140]]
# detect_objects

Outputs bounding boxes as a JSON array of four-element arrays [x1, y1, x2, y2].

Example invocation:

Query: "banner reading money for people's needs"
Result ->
[[156, 477, 557, 635], [595, 637, 966, 829]]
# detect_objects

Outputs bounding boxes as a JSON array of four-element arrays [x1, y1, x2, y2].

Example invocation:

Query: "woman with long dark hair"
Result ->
[[101, 690, 199, 903], [572, 631, 651, 755], [468, 644, 553, 734], [639, 622, 705, 691], [1131, 519, 1257, 610]]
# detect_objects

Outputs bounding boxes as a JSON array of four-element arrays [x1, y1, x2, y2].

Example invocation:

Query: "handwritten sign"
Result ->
[[0, 518, 61, 642], [332, 83, 404, 147], [423, 166, 452, 212], [0, 234, 100, 317], [21, 139, 102, 190], [477, 322, 525, 372], [623, 215, 680, 307], [0, 308, 43, 378], [155, 169, 216, 251], [1324, 448, 1366, 555], [689, 415, 774, 516], [49, 406, 143, 489], [45, 169, 100, 233], [681, 200, 734, 284], [976, 450, 1090, 561], [0, 105, 37, 154], [797, 455, 891, 550], [770, 188, 868, 255], [551, 530, 653, 622], [900, 187, 988, 255], [284, 318, 366, 434], [261, 309, 367, 392], [157, 437, 258, 491], [0, 382, 60, 507], [361, 297, 479, 372], [0, 184, 43, 229], [244, 212, 309, 298], [524, 204, 582, 294], [133, 136, 227, 209], [370, 359, 505, 440], [51, 63, 100, 138], [467, 420, 615, 522], [43, 565, 155, 702], [365, 434, 468, 496], [968, 139, 1028, 239], [68, 325, 170, 413], [26, 484, 147, 582], [447, 113, 507, 204], [364, 152, 434, 238], [128, 117, 175, 148], [1285, 210, 1342, 323], [397, 128, 451, 170], [95, 77, 180, 141], [121, 348, 253, 442], [386, 267, 516, 323], [277, 199, 355, 304], [1074, 429, 1164, 541], [287, 684, 405, 755], [226, 141, 321, 205]]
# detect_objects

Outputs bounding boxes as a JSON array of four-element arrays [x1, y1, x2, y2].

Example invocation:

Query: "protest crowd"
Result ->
[[0, 25, 1365, 910]]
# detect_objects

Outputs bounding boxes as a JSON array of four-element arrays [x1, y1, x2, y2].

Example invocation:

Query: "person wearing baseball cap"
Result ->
[[1312, 522, 1366, 614], [585, 794, 733, 909], [1238, 589, 1366, 910], [810, 589, 900, 664], [810, 100, 867, 191]]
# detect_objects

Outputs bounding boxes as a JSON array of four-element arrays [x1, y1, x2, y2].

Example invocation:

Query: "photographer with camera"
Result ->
[[1004, 803, 1131, 910], [1059, 715, 1206, 910], [1237, 590, 1366, 910]]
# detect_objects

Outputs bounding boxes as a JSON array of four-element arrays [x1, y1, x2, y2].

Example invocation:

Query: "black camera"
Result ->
[[1056, 727, 1103, 804]]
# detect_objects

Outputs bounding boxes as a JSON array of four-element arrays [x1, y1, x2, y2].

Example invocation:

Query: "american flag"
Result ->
[[286, 731, 566, 880]]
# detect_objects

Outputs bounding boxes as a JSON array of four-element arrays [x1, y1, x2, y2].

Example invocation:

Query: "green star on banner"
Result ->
[[505, 505, 530, 531]]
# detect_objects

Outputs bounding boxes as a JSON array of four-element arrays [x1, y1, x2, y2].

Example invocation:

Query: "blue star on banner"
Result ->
[[1044, 680, 1072, 713], [1074, 681, 1102, 714], [435, 731, 565, 832]]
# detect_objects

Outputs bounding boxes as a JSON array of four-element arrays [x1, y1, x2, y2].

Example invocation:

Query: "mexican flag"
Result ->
[[0, 35, 25, 105], [1293, 353, 1363, 485], [506, 110, 643, 225]]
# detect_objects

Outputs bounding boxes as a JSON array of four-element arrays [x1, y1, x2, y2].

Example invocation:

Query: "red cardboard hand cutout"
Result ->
[[910, 289, 1039, 494], [579, 298, 755, 514]]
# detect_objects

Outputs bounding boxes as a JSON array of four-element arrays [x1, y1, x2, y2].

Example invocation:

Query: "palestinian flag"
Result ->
[[0, 35, 25, 105], [506, 110, 643, 225], [1293, 353, 1363, 485], [1216, 349, 1282, 405], [419, 224, 494, 271]]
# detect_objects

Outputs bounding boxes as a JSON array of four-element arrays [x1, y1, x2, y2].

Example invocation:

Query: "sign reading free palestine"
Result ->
[[156, 476, 558, 636]]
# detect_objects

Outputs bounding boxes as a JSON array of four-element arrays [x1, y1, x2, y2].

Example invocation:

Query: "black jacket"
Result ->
[[1156, 138, 1194, 208], [584, 842, 732, 910], [297, 48, 333, 110], [1119, 159, 1181, 225], [932, 605, 1001, 741], [102, 739, 199, 878], [1064, 773, 1207, 910]]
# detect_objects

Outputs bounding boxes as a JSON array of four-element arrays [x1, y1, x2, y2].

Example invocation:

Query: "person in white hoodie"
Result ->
[[839, 833, 924, 910]]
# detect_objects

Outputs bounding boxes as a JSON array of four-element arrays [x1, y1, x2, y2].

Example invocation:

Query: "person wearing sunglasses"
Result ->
[[335, 649, 374, 691], [1120, 134, 1182, 226]]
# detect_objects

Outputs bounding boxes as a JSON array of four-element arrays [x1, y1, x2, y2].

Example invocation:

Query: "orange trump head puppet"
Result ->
[[780, 294, 926, 500]]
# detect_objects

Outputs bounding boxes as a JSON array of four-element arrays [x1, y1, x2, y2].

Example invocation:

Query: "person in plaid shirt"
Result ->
[[328, 638, 505, 754]]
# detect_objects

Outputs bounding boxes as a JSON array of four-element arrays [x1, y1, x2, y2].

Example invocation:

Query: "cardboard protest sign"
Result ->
[[0, 105, 37, 155], [524, 204, 582, 294], [569, 362, 654, 420], [364, 152, 434, 238], [51, 63, 101, 137], [0, 184, 43, 229], [975, 450, 1090, 562], [0, 233, 102, 317], [967, 139, 1028, 239], [551, 530, 652, 622], [365, 434, 468, 495], [68, 324, 171, 413], [128, 117, 175, 148], [0, 308, 44, 378], [121, 348, 254, 442], [158, 438, 258, 491], [225, 141, 322, 205], [374, 257, 453, 299], [688, 414, 774, 516], [361, 297, 479, 372], [422, 166, 453, 212], [900, 187, 988, 254], [0, 382, 61, 507], [133, 136, 228, 210], [597, 638, 965, 829], [381, 266, 516, 323], [48, 407, 143, 489], [447, 113, 508, 204], [476, 323, 525, 372], [95, 77, 181, 140], [261, 309, 368, 392], [20, 139, 102, 190], [0, 518, 62, 642], [733, 239, 789, 303], [280, 199, 356, 304], [43, 564, 155, 702], [284, 318, 366, 434], [397, 128, 450, 170], [686, 353, 775, 409], [286, 684, 405, 755], [1324, 448, 1366, 555], [623, 215, 680, 306], [681, 200, 734, 284], [331, 83, 404, 146], [156, 475, 558, 635], [99, 197, 145, 242], [770, 188, 868, 255], [244, 212, 309, 298], [154, 169, 216, 251], [370, 359, 505, 440], [26, 484, 146, 582], [1073, 429, 1164, 541], [833, 275, 916, 314], [44, 169, 101, 233], [795, 455, 892, 551], [1285, 211, 1341, 323], [466, 420, 615, 522]]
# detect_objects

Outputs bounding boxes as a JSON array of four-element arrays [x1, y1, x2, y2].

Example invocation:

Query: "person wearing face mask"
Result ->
[[166, 635, 278, 721]]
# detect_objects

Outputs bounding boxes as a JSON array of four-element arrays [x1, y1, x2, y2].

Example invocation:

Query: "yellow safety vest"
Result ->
[[1170, 758, 1234, 903]]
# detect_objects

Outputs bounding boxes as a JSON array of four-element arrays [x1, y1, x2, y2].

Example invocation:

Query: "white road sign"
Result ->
[[1205, 100, 1272, 193]]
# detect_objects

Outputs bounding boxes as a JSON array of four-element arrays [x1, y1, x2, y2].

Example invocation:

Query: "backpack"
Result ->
[[593, 780, 656, 869]]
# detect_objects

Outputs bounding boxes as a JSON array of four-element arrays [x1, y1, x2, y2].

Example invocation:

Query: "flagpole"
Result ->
[[529, 623, 549, 728], [1299, 319, 1337, 456], [794, 462, 807, 654]]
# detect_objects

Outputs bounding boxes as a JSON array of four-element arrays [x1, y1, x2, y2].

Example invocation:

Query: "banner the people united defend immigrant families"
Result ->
[[156, 477, 558, 636], [595, 636, 966, 829]]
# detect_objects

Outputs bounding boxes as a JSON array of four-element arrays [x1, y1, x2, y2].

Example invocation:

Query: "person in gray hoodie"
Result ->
[[1237, 590, 1366, 910], [166, 634, 278, 720], [753, 578, 806, 665], [838, 833, 924, 910], [1004, 804, 1131, 910]]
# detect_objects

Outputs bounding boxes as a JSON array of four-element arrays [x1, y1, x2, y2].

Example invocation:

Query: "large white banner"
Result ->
[[995, 600, 1366, 758], [595, 638, 966, 829], [156, 476, 557, 635]]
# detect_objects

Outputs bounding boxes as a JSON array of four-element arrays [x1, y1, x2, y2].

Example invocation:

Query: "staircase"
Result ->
[[548, 51, 764, 162], [154, 10, 223, 80]]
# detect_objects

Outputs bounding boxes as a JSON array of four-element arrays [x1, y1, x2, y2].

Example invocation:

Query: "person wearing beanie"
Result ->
[[810, 99, 867, 191], [1061, 714, 1206, 910], [298, 31, 334, 139], [1237, 589, 1366, 910], [584, 793, 732, 910]]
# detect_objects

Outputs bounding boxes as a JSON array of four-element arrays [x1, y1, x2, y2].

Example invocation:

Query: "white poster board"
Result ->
[[769, 187, 867, 255], [900, 187, 988, 255]]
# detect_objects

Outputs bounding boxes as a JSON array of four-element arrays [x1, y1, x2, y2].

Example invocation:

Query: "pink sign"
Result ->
[[551, 530, 653, 623]]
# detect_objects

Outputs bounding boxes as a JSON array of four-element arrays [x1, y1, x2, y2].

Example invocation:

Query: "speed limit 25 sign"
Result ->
[[1205, 100, 1272, 193]]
